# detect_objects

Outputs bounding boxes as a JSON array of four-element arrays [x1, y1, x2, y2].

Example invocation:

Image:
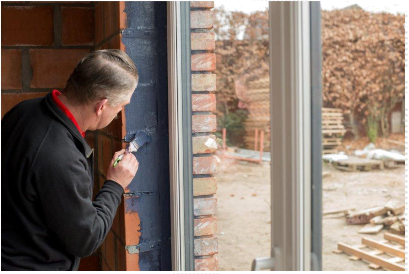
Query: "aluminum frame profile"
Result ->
[[269, 1, 312, 270], [167, 1, 194, 271]]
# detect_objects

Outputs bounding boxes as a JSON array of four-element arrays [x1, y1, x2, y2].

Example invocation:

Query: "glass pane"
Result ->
[[320, 2, 405, 271], [213, 1, 271, 271]]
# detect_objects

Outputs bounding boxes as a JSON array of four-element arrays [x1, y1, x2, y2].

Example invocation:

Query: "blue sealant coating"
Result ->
[[122, 1, 171, 270]]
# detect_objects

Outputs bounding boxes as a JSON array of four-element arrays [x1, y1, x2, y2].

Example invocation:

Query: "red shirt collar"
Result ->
[[51, 90, 86, 138]]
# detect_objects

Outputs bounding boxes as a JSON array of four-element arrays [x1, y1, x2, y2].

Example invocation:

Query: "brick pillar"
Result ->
[[92, 1, 129, 271], [190, 1, 219, 271]]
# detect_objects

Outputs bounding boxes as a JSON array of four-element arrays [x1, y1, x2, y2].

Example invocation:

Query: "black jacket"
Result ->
[[1, 92, 124, 270]]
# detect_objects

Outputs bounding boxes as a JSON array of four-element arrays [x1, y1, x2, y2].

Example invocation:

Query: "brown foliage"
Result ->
[[322, 9, 405, 136], [214, 6, 404, 136]]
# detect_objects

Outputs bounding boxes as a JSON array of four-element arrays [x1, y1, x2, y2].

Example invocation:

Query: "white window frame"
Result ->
[[268, 1, 313, 270]]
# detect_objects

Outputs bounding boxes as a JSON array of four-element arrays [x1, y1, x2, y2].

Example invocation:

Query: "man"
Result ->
[[1, 49, 139, 270]]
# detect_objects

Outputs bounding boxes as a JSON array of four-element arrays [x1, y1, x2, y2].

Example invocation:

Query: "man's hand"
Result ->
[[107, 149, 139, 190]]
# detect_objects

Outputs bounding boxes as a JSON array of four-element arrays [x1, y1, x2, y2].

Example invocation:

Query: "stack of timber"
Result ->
[[240, 77, 270, 151], [322, 108, 346, 154], [238, 79, 346, 153]]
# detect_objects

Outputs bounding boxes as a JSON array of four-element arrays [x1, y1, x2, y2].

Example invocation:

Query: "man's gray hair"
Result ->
[[64, 49, 139, 106]]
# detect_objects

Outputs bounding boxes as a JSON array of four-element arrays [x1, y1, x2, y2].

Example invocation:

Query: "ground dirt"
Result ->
[[215, 152, 405, 271]]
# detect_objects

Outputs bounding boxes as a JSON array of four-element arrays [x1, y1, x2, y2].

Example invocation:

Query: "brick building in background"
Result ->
[[1, 1, 218, 271]]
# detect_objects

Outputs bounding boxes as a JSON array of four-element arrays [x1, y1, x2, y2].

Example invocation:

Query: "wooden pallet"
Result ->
[[323, 149, 339, 155], [323, 138, 342, 146], [332, 157, 384, 171], [334, 234, 405, 271]]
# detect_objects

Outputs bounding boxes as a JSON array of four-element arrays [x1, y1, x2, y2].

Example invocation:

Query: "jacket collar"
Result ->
[[43, 92, 93, 158]]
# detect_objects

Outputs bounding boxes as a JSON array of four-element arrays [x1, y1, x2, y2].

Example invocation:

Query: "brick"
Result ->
[[62, 7, 94, 46], [1, 6, 54, 46], [117, 240, 126, 271], [1, 49, 22, 90], [193, 177, 217, 196], [193, 156, 217, 175], [124, 196, 141, 246], [112, 209, 120, 237], [191, 53, 216, 71], [92, 174, 100, 200], [104, 1, 119, 39], [191, 32, 215, 50], [102, 260, 110, 271], [192, 115, 216, 133], [195, 257, 218, 271], [30, 49, 90, 88], [190, 1, 215, 8], [103, 231, 116, 271], [192, 135, 217, 154], [100, 34, 125, 51], [192, 94, 216, 112], [194, 237, 218, 256], [194, 197, 217, 216], [125, 252, 140, 271], [99, 175, 106, 193], [85, 131, 95, 148], [1, 92, 47, 119], [112, 140, 126, 155], [191, 10, 214, 29], [118, 197, 126, 243], [78, 253, 101, 271], [191, 74, 216, 91], [95, 3, 104, 45], [97, 134, 112, 175], [119, 1, 127, 29], [102, 112, 124, 138], [194, 216, 217, 236]]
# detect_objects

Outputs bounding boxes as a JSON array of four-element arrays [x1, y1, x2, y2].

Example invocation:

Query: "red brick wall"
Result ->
[[1, 2, 94, 118], [190, 1, 219, 271]]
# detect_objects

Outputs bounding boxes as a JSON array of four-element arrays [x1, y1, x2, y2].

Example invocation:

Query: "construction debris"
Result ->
[[322, 153, 348, 163], [334, 233, 405, 271], [324, 207, 355, 216], [385, 199, 405, 215], [354, 143, 405, 168], [346, 206, 388, 225], [332, 157, 384, 172], [344, 201, 405, 236], [358, 224, 384, 234], [371, 216, 399, 226], [390, 221, 405, 235]]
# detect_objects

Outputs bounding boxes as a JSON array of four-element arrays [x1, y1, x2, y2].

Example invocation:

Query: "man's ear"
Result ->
[[95, 98, 109, 117]]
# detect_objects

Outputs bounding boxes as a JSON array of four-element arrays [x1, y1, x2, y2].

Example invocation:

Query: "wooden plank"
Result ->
[[362, 238, 405, 258], [332, 249, 343, 254], [337, 242, 405, 271], [389, 257, 404, 263], [368, 263, 382, 270], [370, 250, 384, 256], [390, 221, 405, 235], [385, 199, 405, 215], [358, 224, 384, 234], [349, 255, 360, 261], [323, 207, 355, 216], [384, 232, 405, 246], [385, 139, 405, 146]]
